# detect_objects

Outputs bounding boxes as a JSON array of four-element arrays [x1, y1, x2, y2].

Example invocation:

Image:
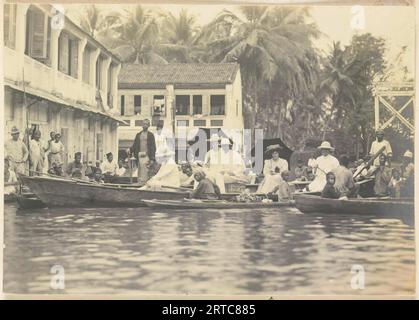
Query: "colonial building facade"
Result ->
[[117, 63, 244, 156], [3, 4, 121, 167]]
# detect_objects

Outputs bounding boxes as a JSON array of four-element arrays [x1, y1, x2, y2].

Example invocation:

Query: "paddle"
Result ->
[[161, 185, 193, 192], [353, 145, 386, 179]]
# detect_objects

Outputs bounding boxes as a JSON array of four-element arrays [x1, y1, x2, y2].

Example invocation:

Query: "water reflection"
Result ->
[[3, 203, 415, 295]]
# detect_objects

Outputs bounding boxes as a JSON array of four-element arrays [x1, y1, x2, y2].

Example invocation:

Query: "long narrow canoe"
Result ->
[[295, 194, 414, 224], [19, 175, 242, 208], [143, 199, 295, 210]]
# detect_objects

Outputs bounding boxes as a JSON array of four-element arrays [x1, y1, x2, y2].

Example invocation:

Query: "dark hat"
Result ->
[[106, 152, 113, 157], [265, 144, 282, 156], [74, 152, 82, 157]]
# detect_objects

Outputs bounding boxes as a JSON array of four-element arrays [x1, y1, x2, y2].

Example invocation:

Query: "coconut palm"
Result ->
[[202, 6, 321, 143], [159, 9, 202, 62], [106, 6, 168, 64]]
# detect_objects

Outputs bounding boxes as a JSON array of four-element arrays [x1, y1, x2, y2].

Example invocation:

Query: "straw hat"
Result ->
[[403, 150, 413, 158], [11, 126, 20, 135], [317, 141, 335, 151], [265, 144, 282, 156]]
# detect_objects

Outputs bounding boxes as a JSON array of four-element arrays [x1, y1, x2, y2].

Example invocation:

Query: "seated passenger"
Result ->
[[321, 172, 341, 199], [141, 146, 180, 190], [371, 154, 392, 197], [272, 170, 294, 202], [388, 168, 402, 198], [190, 170, 220, 200], [333, 155, 359, 198], [294, 158, 308, 180], [257, 145, 288, 193]]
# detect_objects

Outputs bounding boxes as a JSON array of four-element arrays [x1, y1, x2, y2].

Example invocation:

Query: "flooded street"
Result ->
[[3, 203, 415, 296]]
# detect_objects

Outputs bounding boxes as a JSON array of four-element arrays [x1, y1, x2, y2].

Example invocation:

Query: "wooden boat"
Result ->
[[17, 193, 46, 209], [143, 199, 295, 210], [19, 175, 243, 208], [295, 194, 414, 224]]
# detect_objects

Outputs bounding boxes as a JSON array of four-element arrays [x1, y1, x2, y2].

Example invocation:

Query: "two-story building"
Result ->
[[117, 63, 244, 159], [3, 3, 122, 167]]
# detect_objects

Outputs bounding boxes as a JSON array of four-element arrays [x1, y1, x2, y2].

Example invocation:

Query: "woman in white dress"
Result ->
[[308, 141, 340, 192], [257, 145, 289, 193], [140, 146, 180, 190]]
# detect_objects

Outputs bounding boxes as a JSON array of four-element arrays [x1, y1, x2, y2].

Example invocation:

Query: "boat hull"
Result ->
[[295, 195, 414, 224], [19, 175, 240, 208], [143, 199, 295, 210]]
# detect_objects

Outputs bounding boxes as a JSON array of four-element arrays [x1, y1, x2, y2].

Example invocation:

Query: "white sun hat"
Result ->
[[317, 141, 335, 151], [208, 133, 220, 142], [403, 150, 413, 158]]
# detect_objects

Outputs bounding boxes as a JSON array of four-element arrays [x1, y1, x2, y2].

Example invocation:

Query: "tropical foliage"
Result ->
[[77, 5, 412, 156]]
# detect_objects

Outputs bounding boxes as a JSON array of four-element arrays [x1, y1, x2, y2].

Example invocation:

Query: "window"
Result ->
[[153, 95, 165, 115], [25, 6, 51, 65], [210, 95, 225, 115], [177, 120, 189, 127], [58, 32, 79, 78], [194, 120, 206, 127], [135, 120, 146, 127], [236, 100, 239, 116], [82, 46, 91, 84], [4, 4, 17, 49], [134, 95, 141, 115], [176, 95, 189, 115], [120, 95, 125, 116], [193, 95, 202, 115], [211, 120, 223, 126]]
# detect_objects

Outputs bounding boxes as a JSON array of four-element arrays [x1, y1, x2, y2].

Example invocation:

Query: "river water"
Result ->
[[3, 203, 415, 296]]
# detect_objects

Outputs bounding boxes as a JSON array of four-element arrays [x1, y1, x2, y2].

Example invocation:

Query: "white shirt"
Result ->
[[308, 154, 340, 192], [29, 139, 44, 159], [370, 140, 392, 166], [116, 167, 126, 176], [147, 158, 180, 188], [101, 159, 118, 175], [263, 158, 289, 176]]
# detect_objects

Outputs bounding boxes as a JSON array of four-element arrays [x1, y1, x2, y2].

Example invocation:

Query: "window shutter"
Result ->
[[4, 5, 10, 46], [58, 33, 69, 74], [11, 5, 16, 48], [30, 9, 47, 59], [70, 39, 79, 78], [82, 47, 91, 83]]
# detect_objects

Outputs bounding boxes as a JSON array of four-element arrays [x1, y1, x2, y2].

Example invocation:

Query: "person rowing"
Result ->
[[189, 169, 220, 200]]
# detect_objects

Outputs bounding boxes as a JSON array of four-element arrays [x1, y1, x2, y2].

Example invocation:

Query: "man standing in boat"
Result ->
[[129, 119, 156, 184], [5, 126, 29, 176], [370, 129, 392, 166]]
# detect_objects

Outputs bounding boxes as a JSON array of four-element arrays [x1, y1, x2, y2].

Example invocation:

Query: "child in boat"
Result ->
[[294, 158, 308, 180], [321, 172, 341, 199], [190, 170, 220, 200], [272, 170, 294, 202], [388, 168, 402, 198]]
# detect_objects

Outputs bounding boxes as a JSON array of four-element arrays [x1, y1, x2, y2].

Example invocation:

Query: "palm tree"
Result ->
[[202, 6, 321, 142], [159, 9, 201, 62], [107, 6, 168, 64], [79, 5, 102, 37]]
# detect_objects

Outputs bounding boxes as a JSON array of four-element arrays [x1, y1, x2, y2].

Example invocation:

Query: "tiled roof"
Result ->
[[118, 63, 239, 89]]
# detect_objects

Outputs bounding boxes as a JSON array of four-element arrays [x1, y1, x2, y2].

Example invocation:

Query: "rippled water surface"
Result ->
[[3, 203, 415, 295]]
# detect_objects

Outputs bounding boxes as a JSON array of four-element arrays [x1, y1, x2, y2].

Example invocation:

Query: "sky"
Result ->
[[65, 4, 415, 77]]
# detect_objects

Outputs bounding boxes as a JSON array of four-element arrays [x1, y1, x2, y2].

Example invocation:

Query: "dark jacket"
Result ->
[[130, 130, 156, 161]]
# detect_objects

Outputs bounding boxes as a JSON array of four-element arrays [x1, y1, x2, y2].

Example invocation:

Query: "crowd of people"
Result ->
[[3, 123, 414, 201]]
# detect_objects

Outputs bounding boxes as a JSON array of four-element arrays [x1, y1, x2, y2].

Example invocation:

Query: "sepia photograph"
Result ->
[[1, 0, 416, 298]]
